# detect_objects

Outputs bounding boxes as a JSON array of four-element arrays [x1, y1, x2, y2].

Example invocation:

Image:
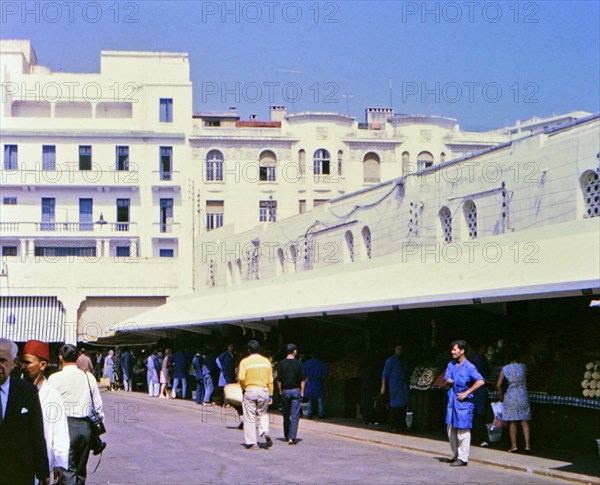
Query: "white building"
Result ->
[[2, 41, 595, 344], [0, 40, 194, 343], [117, 114, 600, 335]]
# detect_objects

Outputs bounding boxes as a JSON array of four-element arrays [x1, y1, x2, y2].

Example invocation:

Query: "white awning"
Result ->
[[1, 296, 65, 342], [114, 219, 600, 334]]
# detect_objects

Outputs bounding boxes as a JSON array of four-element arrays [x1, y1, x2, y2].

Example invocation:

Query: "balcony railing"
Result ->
[[152, 170, 180, 183], [0, 221, 137, 235], [153, 222, 180, 234]]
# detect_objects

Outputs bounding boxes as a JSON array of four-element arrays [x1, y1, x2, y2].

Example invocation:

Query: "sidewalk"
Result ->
[[105, 389, 600, 484]]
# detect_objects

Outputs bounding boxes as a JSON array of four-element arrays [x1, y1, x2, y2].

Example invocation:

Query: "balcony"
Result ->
[[152, 222, 181, 235], [0, 221, 138, 238], [0, 166, 139, 188]]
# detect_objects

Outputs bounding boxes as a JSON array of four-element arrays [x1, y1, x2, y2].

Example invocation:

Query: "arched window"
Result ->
[[259, 150, 277, 182], [344, 230, 355, 262], [298, 149, 306, 176], [206, 150, 224, 181], [402, 151, 411, 175], [313, 149, 331, 175], [337, 150, 343, 176], [236, 258, 243, 281], [288, 244, 298, 273], [227, 261, 234, 286], [363, 152, 381, 183], [440, 152, 446, 163], [361, 226, 372, 259], [277, 248, 285, 275], [581, 170, 599, 218], [463, 201, 477, 239], [417, 151, 434, 171], [439, 206, 452, 243]]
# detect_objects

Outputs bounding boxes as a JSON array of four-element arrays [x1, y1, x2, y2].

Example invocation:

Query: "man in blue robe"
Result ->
[[303, 355, 328, 418], [443, 340, 485, 467], [381, 344, 409, 432]]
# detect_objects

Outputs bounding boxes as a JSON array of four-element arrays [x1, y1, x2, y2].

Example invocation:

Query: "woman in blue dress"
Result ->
[[496, 345, 532, 454], [103, 349, 115, 391], [443, 340, 485, 467]]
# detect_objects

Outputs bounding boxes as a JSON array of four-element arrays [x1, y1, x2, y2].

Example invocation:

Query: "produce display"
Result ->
[[328, 355, 361, 380], [409, 366, 439, 390], [580, 360, 600, 398]]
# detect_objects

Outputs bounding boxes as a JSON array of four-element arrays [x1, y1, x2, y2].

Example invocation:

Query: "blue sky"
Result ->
[[1, 0, 599, 130]]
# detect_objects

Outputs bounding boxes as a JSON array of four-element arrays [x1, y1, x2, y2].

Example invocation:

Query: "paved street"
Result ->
[[85, 391, 574, 485]]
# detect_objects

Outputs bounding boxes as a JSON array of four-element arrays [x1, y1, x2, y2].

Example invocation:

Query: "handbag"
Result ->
[[85, 372, 106, 436]]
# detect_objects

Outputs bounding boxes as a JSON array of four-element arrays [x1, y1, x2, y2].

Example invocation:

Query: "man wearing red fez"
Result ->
[[22, 340, 69, 484]]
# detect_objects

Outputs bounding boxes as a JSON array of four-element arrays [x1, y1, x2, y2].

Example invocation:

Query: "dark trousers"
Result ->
[[65, 417, 92, 485], [281, 388, 302, 440], [195, 378, 204, 404], [389, 406, 407, 431], [472, 412, 487, 444]]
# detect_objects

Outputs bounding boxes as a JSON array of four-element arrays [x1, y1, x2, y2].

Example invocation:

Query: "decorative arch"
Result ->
[[363, 152, 381, 183]]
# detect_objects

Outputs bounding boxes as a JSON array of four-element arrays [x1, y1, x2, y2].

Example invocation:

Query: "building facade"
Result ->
[[1, 40, 595, 343]]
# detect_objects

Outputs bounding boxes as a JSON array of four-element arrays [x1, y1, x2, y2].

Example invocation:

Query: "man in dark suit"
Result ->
[[0, 338, 50, 485]]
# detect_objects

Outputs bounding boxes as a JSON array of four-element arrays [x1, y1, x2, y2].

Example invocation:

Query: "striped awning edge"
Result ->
[[0, 297, 65, 343]]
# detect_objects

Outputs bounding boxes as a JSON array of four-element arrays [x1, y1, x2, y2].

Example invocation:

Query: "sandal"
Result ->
[[524, 448, 534, 455], [508, 448, 519, 453]]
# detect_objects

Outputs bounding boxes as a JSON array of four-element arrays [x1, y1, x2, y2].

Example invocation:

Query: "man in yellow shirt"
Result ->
[[238, 340, 273, 450]]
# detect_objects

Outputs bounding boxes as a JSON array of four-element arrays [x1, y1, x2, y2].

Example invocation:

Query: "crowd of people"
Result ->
[[0, 335, 534, 482]]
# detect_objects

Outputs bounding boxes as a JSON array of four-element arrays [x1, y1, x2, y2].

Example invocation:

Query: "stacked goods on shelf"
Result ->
[[581, 360, 600, 398], [409, 366, 439, 390]]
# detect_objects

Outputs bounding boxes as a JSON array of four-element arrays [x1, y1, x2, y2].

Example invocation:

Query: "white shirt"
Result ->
[[0, 377, 9, 419], [48, 365, 103, 419], [38, 379, 70, 471]]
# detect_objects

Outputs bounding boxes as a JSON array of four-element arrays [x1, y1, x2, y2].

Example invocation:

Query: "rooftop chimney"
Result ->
[[270, 105, 286, 122]]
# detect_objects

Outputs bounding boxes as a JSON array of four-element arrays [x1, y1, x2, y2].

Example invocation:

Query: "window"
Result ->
[[116, 146, 129, 171], [160, 199, 173, 233], [209, 260, 216, 287], [3, 197, 17, 205], [206, 201, 224, 231], [440, 152, 446, 163], [116, 199, 130, 231], [2, 246, 17, 256], [313, 149, 331, 175], [4, 145, 18, 170], [259, 200, 277, 222], [79, 198, 93, 231], [581, 170, 600, 218], [160, 147, 173, 180], [42, 145, 56, 171], [259, 150, 277, 182], [159, 98, 173, 122], [298, 149, 306, 176], [160, 249, 174, 257], [277, 248, 285, 275], [35, 246, 96, 257], [288, 245, 298, 273], [362, 226, 372, 259], [345, 230, 355, 262], [417, 151, 434, 171], [299, 200, 306, 214], [337, 150, 343, 176], [206, 150, 224, 181], [402, 151, 411, 175], [79, 146, 92, 170], [363, 152, 381, 183], [439, 206, 452, 243], [116, 246, 130, 257], [41, 198, 55, 231], [463, 201, 477, 239]]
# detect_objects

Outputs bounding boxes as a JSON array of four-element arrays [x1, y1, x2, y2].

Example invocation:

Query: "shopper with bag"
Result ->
[[496, 344, 533, 454], [49, 344, 104, 484]]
